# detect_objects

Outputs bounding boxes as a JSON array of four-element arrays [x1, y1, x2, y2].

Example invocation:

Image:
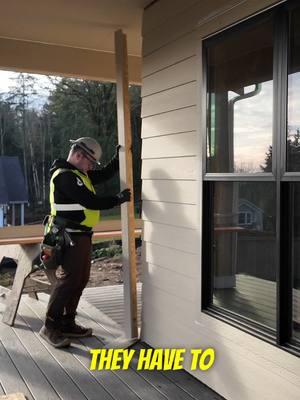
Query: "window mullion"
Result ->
[[273, 9, 290, 345]]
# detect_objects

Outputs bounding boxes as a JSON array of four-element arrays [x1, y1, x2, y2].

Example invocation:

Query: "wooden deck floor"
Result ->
[[0, 286, 223, 400], [82, 283, 142, 329]]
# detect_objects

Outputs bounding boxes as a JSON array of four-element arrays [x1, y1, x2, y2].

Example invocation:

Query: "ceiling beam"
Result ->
[[0, 37, 142, 84]]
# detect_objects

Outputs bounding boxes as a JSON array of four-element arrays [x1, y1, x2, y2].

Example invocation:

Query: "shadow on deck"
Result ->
[[0, 286, 224, 400]]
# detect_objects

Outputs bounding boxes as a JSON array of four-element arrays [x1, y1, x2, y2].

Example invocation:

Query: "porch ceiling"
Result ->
[[0, 0, 150, 83]]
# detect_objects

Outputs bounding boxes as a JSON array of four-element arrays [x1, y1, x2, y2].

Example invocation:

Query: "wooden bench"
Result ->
[[0, 220, 142, 326]]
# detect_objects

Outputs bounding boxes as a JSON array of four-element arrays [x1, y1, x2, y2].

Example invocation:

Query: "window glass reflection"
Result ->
[[291, 183, 300, 343], [206, 19, 273, 173], [211, 182, 277, 329]]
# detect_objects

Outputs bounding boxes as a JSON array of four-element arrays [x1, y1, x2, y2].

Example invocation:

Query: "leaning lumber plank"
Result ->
[[0, 394, 27, 400]]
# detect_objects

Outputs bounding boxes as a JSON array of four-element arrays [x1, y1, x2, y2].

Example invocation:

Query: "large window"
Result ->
[[202, 1, 300, 352]]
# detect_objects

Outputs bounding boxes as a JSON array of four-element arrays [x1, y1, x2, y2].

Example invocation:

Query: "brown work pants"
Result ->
[[46, 233, 92, 327]]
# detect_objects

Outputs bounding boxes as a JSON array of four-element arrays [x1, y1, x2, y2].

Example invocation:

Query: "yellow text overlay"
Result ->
[[89, 348, 215, 371]]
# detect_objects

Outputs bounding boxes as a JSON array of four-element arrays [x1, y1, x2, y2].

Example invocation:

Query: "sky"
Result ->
[[0, 69, 53, 108], [215, 72, 300, 173]]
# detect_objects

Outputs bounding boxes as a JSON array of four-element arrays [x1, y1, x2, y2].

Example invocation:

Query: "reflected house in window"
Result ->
[[238, 199, 264, 231], [0, 156, 28, 227]]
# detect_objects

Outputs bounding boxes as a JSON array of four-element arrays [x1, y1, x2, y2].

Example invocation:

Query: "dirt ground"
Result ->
[[0, 248, 142, 290]]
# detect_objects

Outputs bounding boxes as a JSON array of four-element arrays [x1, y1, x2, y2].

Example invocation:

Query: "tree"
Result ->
[[261, 128, 300, 173], [46, 78, 142, 207], [7, 73, 39, 198]]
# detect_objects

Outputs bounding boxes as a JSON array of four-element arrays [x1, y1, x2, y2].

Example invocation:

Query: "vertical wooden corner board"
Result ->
[[115, 29, 138, 339]]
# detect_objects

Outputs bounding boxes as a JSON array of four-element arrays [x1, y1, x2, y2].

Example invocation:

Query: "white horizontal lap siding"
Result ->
[[142, 200, 198, 229], [143, 0, 280, 56], [141, 0, 299, 400], [142, 56, 196, 96], [143, 262, 198, 303], [143, 0, 201, 36], [142, 131, 197, 159], [142, 180, 197, 204], [142, 288, 300, 383], [142, 81, 197, 117], [142, 302, 300, 400], [142, 157, 197, 180], [142, 107, 197, 138], [145, 242, 199, 278], [143, 221, 199, 254], [143, 30, 197, 77]]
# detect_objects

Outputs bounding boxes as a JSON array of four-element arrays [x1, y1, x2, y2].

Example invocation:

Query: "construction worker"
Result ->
[[39, 137, 131, 348]]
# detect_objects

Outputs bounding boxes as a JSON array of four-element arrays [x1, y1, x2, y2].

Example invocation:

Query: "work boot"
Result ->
[[39, 325, 71, 348], [60, 316, 93, 338]]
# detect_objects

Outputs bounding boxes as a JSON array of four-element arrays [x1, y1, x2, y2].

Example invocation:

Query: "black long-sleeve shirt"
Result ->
[[49, 157, 119, 225]]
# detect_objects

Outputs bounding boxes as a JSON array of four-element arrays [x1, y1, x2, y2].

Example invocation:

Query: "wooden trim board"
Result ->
[[115, 29, 138, 339]]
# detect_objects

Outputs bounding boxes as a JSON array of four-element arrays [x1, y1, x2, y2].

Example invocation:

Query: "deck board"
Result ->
[[21, 297, 144, 400], [0, 304, 60, 400], [82, 284, 142, 329], [0, 341, 34, 400], [18, 300, 115, 400], [136, 343, 223, 400], [0, 285, 223, 400]]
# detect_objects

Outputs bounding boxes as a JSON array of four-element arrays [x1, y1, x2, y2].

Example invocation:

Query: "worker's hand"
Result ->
[[114, 144, 121, 160], [116, 188, 131, 204]]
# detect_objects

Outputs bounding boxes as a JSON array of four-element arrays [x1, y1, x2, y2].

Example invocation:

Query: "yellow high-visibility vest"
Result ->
[[49, 168, 100, 228]]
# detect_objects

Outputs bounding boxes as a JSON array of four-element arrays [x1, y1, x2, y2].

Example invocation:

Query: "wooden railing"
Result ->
[[0, 219, 143, 245]]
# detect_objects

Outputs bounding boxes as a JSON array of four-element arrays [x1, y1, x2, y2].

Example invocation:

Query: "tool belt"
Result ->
[[39, 216, 77, 270]]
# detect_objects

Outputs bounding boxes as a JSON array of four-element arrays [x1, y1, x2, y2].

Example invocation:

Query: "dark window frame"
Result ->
[[202, 0, 300, 356]]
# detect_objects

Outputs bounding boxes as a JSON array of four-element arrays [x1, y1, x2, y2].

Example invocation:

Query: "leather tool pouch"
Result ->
[[39, 216, 64, 270]]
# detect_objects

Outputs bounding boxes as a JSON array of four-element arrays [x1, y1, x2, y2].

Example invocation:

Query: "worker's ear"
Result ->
[[75, 151, 83, 161]]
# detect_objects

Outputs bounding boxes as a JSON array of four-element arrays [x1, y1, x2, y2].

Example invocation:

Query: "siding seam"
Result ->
[[142, 55, 196, 79], [142, 105, 197, 119], [143, 276, 197, 304], [145, 260, 199, 279], [145, 240, 199, 256], [142, 130, 196, 140], [142, 177, 196, 181], [142, 155, 197, 160], [142, 79, 196, 99], [142, 104, 197, 119], [142, 199, 196, 206], [142, 130, 196, 139]]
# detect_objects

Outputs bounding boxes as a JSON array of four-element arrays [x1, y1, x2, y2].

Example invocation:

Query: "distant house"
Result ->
[[0, 156, 28, 226], [238, 199, 264, 231]]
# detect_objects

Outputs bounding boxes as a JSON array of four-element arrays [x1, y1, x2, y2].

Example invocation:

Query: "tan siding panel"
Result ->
[[142, 179, 197, 204], [143, 0, 279, 56], [142, 56, 196, 97], [141, 81, 196, 117], [142, 132, 197, 159], [143, 262, 198, 302], [142, 157, 197, 180], [143, 221, 199, 254], [142, 106, 197, 138], [143, 0, 199, 36], [144, 242, 199, 277], [142, 282, 199, 323], [142, 303, 300, 400], [196, 0, 280, 39], [143, 0, 242, 55], [143, 31, 197, 77], [142, 200, 198, 229]]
